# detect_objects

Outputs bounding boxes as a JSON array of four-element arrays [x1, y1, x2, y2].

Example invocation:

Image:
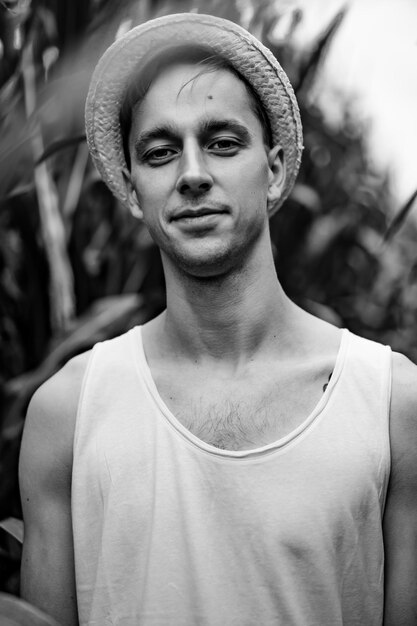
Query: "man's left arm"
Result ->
[[383, 351, 417, 625]]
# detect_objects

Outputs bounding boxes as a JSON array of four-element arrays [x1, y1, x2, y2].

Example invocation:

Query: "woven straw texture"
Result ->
[[85, 13, 303, 214]]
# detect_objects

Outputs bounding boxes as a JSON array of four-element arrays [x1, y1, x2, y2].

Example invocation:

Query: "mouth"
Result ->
[[171, 206, 228, 221]]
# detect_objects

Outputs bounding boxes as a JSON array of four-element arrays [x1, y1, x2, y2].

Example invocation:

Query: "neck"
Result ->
[[157, 235, 295, 364]]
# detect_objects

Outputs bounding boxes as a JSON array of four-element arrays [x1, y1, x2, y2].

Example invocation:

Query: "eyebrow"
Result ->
[[134, 118, 252, 158]]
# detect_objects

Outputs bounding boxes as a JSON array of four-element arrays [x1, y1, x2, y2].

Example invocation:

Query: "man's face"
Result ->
[[126, 62, 285, 277]]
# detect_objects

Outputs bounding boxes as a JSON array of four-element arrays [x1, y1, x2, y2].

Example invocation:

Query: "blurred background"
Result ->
[[1, 0, 416, 600]]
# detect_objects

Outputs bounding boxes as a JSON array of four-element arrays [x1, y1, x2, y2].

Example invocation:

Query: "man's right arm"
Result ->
[[19, 352, 90, 626]]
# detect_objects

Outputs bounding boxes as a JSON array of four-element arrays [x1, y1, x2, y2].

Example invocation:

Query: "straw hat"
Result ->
[[85, 12, 303, 215]]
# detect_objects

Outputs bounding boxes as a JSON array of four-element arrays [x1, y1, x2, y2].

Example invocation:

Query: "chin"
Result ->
[[159, 220, 267, 278], [165, 242, 239, 279]]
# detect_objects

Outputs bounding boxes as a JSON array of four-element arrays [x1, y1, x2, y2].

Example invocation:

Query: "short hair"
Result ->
[[119, 45, 272, 169]]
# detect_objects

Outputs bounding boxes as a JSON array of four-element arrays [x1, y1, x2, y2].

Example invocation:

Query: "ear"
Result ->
[[122, 167, 143, 220], [266, 145, 286, 215]]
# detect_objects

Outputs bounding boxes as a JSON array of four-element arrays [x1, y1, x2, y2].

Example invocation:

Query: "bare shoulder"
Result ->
[[20, 350, 92, 486], [389, 351, 417, 483], [26, 350, 92, 438], [32, 349, 92, 407], [391, 351, 417, 424]]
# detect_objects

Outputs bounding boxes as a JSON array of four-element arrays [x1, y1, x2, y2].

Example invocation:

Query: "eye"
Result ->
[[144, 146, 178, 165], [209, 138, 241, 154]]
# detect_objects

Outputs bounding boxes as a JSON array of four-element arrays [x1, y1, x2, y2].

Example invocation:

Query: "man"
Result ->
[[19, 13, 417, 626]]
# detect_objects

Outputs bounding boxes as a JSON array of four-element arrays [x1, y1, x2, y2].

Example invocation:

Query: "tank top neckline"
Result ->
[[132, 326, 350, 460]]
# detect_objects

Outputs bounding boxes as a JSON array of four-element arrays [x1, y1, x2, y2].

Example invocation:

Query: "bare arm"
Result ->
[[19, 352, 90, 626], [383, 352, 417, 625]]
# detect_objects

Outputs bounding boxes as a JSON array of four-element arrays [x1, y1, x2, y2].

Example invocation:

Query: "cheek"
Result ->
[[236, 158, 270, 201], [240, 152, 269, 183], [132, 172, 164, 211]]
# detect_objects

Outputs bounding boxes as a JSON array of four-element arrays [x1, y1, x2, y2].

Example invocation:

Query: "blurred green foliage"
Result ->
[[0, 0, 416, 596]]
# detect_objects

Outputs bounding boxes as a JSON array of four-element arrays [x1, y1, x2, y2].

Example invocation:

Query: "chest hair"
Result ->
[[166, 371, 332, 449], [179, 397, 280, 450]]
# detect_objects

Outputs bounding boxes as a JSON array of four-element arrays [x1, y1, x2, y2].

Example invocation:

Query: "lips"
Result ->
[[171, 206, 227, 220]]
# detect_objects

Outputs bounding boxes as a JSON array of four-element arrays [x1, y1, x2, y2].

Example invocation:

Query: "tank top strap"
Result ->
[[342, 330, 392, 415]]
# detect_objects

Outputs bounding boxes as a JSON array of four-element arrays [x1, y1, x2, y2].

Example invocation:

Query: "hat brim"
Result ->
[[85, 12, 303, 215]]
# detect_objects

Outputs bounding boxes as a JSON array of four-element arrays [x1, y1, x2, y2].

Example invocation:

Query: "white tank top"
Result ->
[[72, 326, 391, 625]]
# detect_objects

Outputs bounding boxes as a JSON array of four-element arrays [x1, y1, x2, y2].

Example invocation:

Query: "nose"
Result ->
[[175, 140, 213, 196]]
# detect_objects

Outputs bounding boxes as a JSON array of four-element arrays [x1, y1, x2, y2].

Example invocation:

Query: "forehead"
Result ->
[[130, 62, 262, 136]]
